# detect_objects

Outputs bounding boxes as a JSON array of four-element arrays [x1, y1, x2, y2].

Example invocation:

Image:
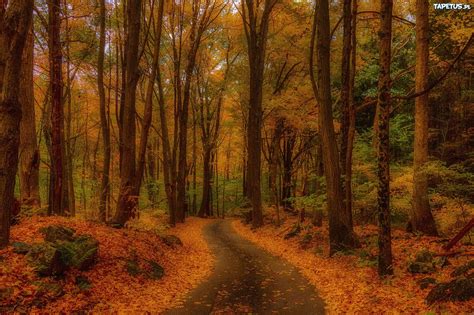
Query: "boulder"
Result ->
[[26, 243, 67, 277], [161, 235, 183, 248], [56, 235, 99, 271], [39, 225, 76, 243], [12, 242, 31, 255], [126, 258, 141, 276], [426, 277, 474, 304]]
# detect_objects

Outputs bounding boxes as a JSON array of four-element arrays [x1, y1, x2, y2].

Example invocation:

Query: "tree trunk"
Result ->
[[310, 0, 358, 254], [411, 0, 438, 236], [48, 0, 66, 216], [0, 0, 33, 248], [113, 0, 141, 226], [340, 0, 354, 229], [98, 0, 110, 222], [376, 0, 394, 276], [242, 0, 277, 228], [19, 24, 40, 208]]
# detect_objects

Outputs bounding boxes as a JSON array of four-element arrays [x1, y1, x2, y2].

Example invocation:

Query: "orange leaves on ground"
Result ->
[[0, 216, 214, 313], [232, 219, 474, 314]]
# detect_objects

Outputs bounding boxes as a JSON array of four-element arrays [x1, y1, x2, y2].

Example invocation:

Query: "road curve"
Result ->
[[166, 219, 325, 314]]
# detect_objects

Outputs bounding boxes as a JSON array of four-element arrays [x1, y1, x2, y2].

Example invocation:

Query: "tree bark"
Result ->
[[310, 0, 358, 253], [98, 0, 110, 222], [113, 0, 142, 226], [0, 0, 33, 248], [376, 0, 394, 276], [242, 0, 278, 228], [411, 0, 438, 236], [48, 0, 66, 216], [19, 23, 40, 208]]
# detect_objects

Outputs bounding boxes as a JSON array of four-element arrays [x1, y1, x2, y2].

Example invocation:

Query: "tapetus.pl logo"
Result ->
[[433, 3, 472, 10]]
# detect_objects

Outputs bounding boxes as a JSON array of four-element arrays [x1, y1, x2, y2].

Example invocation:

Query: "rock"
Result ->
[[75, 275, 92, 290], [433, 256, 450, 268], [39, 225, 76, 243], [161, 235, 183, 248], [284, 225, 301, 240], [35, 281, 64, 298], [146, 260, 164, 280], [126, 258, 141, 276], [415, 250, 435, 263], [451, 260, 474, 277], [426, 277, 474, 304], [56, 235, 99, 271], [408, 250, 436, 274], [418, 277, 437, 289], [12, 242, 31, 255], [408, 261, 436, 274], [26, 243, 67, 277]]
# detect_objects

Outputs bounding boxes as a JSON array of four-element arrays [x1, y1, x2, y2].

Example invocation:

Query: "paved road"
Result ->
[[166, 220, 325, 314]]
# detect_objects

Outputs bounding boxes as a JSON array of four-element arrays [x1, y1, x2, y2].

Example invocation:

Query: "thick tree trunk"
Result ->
[[19, 25, 40, 208], [376, 0, 394, 276], [48, 0, 66, 216], [311, 0, 358, 253], [98, 0, 110, 222], [411, 0, 438, 236], [114, 0, 141, 226], [0, 0, 33, 248]]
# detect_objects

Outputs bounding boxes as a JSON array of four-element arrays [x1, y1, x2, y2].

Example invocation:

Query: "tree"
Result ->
[[113, 0, 142, 225], [376, 0, 394, 276], [241, 0, 278, 228], [0, 0, 34, 248], [19, 21, 40, 208], [97, 0, 110, 222], [411, 0, 438, 236], [309, 0, 358, 254], [48, 0, 68, 216]]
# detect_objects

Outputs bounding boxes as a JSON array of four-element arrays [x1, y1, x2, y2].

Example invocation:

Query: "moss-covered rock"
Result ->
[[12, 242, 31, 255], [126, 258, 141, 276], [426, 277, 474, 304], [26, 243, 67, 277], [161, 235, 183, 248], [147, 260, 164, 280], [418, 277, 437, 289], [39, 225, 76, 243], [451, 260, 474, 277], [408, 250, 436, 274], [56, 235, 99, 271]]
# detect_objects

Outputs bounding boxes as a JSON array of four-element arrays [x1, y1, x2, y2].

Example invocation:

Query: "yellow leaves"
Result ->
[[0, 216, 214, 313]]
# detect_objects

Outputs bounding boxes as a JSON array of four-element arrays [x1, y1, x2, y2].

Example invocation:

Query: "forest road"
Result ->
[[166, 219, 325, 315]]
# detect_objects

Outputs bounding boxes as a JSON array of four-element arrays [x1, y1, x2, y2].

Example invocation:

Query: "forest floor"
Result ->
[[166, 219, 325, 314], [0, 214, 214, 313], [233, 215, 474, 314]]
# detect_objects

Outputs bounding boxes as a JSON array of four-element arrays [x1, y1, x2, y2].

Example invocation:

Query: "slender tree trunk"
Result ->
[[114, 0, 142, 226], [242, 0, 278, 228], [98, 0, 110, 222], [376, 0, 394, 276], [340, 0, 354, 229], [19, 24, 40, 208], [0, 0, 33, 248], [310, 0, 358, 253], [411, 0, 438, 236], [199, 148, 212, 217], [48, 0, 66, 216]]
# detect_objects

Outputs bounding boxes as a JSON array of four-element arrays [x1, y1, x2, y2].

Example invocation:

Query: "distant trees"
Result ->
[[0, 0, 34, 248]]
